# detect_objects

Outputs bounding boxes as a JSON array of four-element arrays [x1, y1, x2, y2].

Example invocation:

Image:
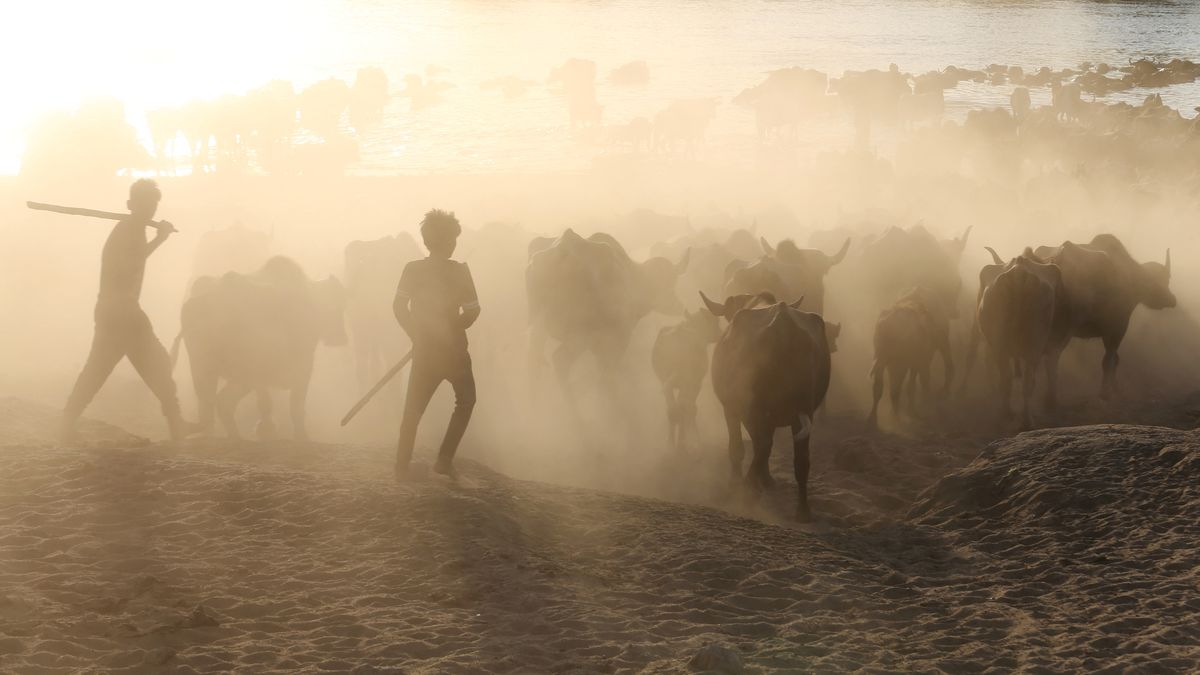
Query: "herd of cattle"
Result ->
[[166, 220, 1176, 520]]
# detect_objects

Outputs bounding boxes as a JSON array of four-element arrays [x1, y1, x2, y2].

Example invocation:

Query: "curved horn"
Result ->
[[675, 247, 691, 275], [759, 236, 775, 257], [1166, 248, 1171, 275], [789, 295, 805, 309], [828, 237, 851, 267], [985, 246, 1003, 265], [699, 290, 726, 318], [960, 225, 973, 244]]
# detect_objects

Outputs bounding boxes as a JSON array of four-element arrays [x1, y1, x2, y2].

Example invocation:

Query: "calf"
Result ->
[[978, 254, 1070, 429], [867, 286, 953, 427], [651, 309, 721, 453]]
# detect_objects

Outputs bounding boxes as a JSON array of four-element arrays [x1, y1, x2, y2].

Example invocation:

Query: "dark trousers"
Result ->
[[396, 351, 476, 466], [65, 304, 181, 424]]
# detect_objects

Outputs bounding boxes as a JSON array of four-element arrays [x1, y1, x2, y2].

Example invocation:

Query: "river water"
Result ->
[[5, 0, 1200, 174]]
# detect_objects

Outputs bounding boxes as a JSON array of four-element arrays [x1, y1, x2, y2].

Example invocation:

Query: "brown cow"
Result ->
[[978, 253, 1071, 429], [651, 308, 721, 453], [867, 286, 953, 427], [1032, 234, 1174, 400], [703, 293, 832, 521]]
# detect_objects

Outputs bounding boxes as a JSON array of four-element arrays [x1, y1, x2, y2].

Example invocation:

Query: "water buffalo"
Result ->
[[703, 293, 832, 521], [858, 223, 970, 317], [978, 253, 1071, 428], [1032, 234, 1174, 400], [526, 229, 689, 398], [343, 233, 421, 391], [176, 256, 347, 440], [651, 308, 721, 453], [867, 286, 953, 427], [724, 237, 850, 312]]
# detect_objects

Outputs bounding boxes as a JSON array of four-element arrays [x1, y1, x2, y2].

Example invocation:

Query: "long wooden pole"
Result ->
[[26, 201, 178, 232], [340, 350, 414, 426]]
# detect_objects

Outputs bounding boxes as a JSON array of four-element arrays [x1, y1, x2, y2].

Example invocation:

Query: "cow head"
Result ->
[[700, 290, 785, 321], [761, 237, 851, 275], [640, 249, 690, 315], [312, 275, 349, 346], [1139, 249, 1176, 309]]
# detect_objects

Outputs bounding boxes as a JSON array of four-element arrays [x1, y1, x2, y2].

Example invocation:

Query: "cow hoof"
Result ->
[[795, 508, 812, 523]]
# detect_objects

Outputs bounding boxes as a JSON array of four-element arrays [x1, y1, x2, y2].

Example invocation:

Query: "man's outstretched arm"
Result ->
[[146, 224, 174, 257]]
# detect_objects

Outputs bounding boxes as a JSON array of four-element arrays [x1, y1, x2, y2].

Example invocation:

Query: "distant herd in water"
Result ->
[[20, 56, 1200, 178], [174, 215, 1175, 521]]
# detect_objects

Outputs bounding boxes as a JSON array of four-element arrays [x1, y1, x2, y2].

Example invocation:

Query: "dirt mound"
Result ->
[[910, 425, 1199, 528], [0, 396, 146, 447], [905, 425, 1200, 671]]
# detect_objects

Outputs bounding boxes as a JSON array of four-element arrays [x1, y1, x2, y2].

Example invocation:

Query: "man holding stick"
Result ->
[[61, 179, 190, 441], [392, 209, 480, 479]]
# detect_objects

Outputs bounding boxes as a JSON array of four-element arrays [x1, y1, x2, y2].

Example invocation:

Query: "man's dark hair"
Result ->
[[420, 209, 461, 239], [129, 178, 162, 202]]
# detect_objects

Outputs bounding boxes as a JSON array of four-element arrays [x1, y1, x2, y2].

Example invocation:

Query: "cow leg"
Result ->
[[527, 323, 548, 397], [917, 365, 932, 418], [867, 362, 884, 429], [889, 365, 906, 419], [1019, 357, 1037, 431], [745, 418, 775, 493], [1100, 334, 1122, 401], [255, 390, 277, 440], [992, 352, 1012, 423], [188, 348, 218, 434], [552, 338, 588, 427], [792, 418, 812, 522], [662, 384, 679, 451], [216, 380, 251, 440], [290, 380, 311, 441], [961, 321, 980, 396], [723, 407, 745, 482], [937, 331, 954, 398], [680, 383, 701, 454], [1043, 348, 1062, 413]]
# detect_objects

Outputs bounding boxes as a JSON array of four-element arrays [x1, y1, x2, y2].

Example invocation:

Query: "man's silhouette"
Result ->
[[393, 209, 480, 478], [62, 179, 189, 440]]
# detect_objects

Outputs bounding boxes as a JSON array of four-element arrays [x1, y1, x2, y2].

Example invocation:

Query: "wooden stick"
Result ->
[[340, 350, 414, 426], [26, 201, 177, 232]]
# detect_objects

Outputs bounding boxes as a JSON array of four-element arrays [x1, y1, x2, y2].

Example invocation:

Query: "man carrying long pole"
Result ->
[[58, 179, 192, 441]]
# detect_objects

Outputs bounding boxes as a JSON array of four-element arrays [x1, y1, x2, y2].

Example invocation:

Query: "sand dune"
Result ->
[[0, 398, 1197, 672]]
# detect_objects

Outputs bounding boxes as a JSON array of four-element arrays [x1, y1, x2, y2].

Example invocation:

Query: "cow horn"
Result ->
[[828, 237, 851, 267], [985, 246, 1004, 265], [760, 237, 775, 257], [789, 295, 805, 309], [699, 291, 725, 318], [960, 225, 973, 244], [1166, 248, 1171, 274], [675, 247, 691, 274]]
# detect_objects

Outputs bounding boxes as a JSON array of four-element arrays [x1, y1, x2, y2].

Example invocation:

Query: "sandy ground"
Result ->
[[0, 395, 1198, 673]]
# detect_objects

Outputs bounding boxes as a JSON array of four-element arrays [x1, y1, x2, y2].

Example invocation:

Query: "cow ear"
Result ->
[[699, 291, 726, 318]]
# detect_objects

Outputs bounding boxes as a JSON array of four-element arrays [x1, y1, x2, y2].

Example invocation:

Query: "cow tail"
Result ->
[[793, 414, 813, 442], [169, 332, 184, 370]]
